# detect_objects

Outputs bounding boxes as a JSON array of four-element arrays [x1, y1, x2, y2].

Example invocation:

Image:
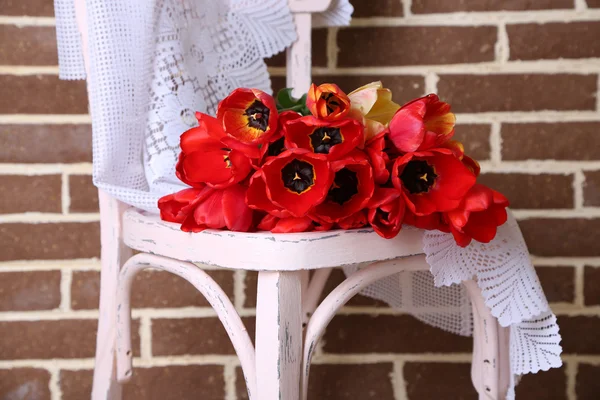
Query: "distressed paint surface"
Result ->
[[123, 209, 424, 271]]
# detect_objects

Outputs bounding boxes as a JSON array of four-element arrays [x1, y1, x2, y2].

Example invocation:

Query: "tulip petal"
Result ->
[[388, 99, 427, 153], [222, 185, 254, 232]]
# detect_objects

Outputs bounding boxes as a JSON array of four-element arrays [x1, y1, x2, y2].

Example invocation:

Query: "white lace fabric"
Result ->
[[55, 1, 561, 397], [343, 212, 563, 399], [55, 0, 353, 211]]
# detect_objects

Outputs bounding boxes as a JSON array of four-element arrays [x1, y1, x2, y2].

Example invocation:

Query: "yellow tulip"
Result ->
[[348, 81, 400, 142]]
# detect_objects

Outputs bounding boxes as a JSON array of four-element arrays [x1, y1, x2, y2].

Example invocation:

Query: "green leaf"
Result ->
[[276, 88, 298, 109]]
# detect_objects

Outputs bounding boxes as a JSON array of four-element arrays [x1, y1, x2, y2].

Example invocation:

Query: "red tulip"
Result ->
[[176, 113, 253, 188], [217, 88, 278, 145], [311, 151, 374, 223], [246, 149, 333, 218], [388, 94, 455, 153], [365, 132, 390, 185], [260, 111, 302, 163], [366, 187, 405, 239], [404, 210, 450, 233], [338, 210, 368, 230], [306, 83, 351, 120], [285, 116, 363, 160], [158, 185, 254, 233], [392, 148, 476, 216], [445, 184, 509, 247], [257, 214, 314, 233]]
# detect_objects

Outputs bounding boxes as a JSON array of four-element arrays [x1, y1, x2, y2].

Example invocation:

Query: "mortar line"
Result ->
[[0, 213, 100, 223], [574, 264, 585, 307], [326, 27, 339, 70], [48, 365, 62, 400], [424, 72, 439, 93], [61, 172, 70, 214], [233, 270, 247, 311], [401, 0, 412, 17], [140, 316, 153, 360], [59, 269, 73, 312], [574, 170, 585, 210], [489, 121, 502, 165], [349, 10, 600, 25], [0, 66, 59, 75], [565, 359, 578, 400], [495, 23, 510, 63], [0, 163, 93, 175], [223, 362, 238, 400], [0, 16, 56, 26], [575, 0, 588, 11], [392, 360, 408, 400]]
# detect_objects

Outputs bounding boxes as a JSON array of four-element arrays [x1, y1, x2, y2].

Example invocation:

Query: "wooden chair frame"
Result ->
[[73, 0, 511, 398]]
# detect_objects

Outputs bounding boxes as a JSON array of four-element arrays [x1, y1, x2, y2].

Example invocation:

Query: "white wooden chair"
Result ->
[[74, 0, 510, 399]]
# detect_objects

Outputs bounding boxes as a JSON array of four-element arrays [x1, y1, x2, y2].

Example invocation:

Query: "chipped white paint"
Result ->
[[122, 209, 424, 271], [464, 280, 511, 400], [301, 255, 429, 400], [115, 253, 257, 399], [255, 271, 303, 399]]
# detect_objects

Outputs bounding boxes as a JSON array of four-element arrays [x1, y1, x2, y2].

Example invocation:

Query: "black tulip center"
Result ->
[[282, 159, 315, 194], [310, 127, 342, 154], [400, 160, 437, 194], [328, 168, 358, 205], [246, 100, 270, 131], [267, 137, 286, 157]]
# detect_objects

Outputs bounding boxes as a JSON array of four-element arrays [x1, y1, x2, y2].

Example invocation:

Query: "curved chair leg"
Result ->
[[301, 254, 428, 400], [463, 280, 510, 400], [116, 253, 258, 400], [92, 192, 131, 400], [302, 268, 333, 325]]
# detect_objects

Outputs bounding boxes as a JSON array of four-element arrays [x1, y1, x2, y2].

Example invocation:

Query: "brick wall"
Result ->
[[1, 0, 599, 399]]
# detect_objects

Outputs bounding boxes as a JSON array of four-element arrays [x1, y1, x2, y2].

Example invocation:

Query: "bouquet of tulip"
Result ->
[[158, 82, 509, 247]]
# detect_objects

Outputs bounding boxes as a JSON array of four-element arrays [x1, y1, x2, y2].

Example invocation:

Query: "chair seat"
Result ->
[[122, 209, 425, 271]]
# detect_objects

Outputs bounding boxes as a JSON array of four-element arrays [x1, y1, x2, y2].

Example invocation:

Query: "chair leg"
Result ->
[[464, 280, 511, 400], [255, 271, 303, 400], [92, 191, 131, 400]]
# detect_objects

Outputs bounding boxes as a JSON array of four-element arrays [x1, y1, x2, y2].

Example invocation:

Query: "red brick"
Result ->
[[152, 317, 255, 356], [437, 74, 597, 112], [61, 366, 225, 400], [518, 218, 600, 257], [0, 270, 61, 311], [557, 316, 600, 354], [237, 363, 395, 400], [404, 362, 475, 399], [266, 28, 327, 67], [501, 122, 600, 161], [350, 0, 404, 17], [71, 269, 234, 309], [0, 222, 100, 261], [584, 266, 600, 306], [477, 173, 574, 209], [0, 319, 139, 359], [0, 174, 62, 213], [453, 124, 491, 161], [535, 266, 574, 303], [576, 364, 600, 400], [508, 22, 600, 61], [323, 315, 471, 354], [1, 0, 55, 16], [0, 26, 58, 65], [583, 170, 600, 206], [412, 0, 572, 13], [0, 75, 88, 114], [0, 124, 92, 163], [69, 175, 98, 213], [589, 0, 600, 7], [515, 366, 567, 399], [337, 26, 496, 67], [0, 368, 51, 400], [313, 75, 425, 105]]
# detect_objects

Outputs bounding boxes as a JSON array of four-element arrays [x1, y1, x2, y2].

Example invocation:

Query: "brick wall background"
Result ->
[[1, 0, 600, 399]]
